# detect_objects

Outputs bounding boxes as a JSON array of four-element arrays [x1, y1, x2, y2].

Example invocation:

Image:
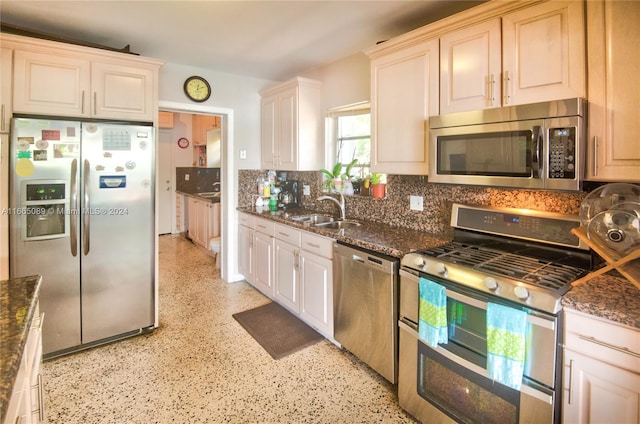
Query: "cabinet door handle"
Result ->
[[566, 359, 574, 405], [1, 104, 5, 131], [504, 71, 511, 104], [305, 242, 320, 249], [488, 74, 496, 106], [31, 373, 45, 421], [593, 136, 598, 177], [578, 335, 640, 358], [93, 92, 97, 115], [81, 90, 86, 114]]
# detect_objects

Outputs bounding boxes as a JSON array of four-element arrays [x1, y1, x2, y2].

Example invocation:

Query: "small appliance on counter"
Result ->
[[277, 180, 299, 209]]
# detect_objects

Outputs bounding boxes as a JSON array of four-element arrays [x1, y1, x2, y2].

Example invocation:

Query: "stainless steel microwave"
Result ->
[[429, 98, 587, 191]]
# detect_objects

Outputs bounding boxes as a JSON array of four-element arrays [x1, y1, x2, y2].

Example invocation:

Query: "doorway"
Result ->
[[157, 100, 239, 283]]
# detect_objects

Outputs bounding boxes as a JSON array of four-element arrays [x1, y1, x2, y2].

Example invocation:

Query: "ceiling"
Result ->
[[0, 1, 484, 81]]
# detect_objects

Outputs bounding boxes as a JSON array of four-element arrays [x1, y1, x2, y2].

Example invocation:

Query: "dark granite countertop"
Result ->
[[177, 190, 221, 203], [237, 206, 449, 259], [563, 273, 640, 330], [0, 275, 42, 423]]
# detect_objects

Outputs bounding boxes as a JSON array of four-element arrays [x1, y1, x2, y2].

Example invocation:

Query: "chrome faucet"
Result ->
[[317, 192, 345, 220]]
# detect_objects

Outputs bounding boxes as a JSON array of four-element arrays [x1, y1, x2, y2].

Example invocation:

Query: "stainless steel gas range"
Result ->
[[398, 203, 595, 424]]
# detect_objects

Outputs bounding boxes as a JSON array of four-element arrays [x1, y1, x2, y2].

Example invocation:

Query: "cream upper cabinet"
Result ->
[[6, 33, 161, 122], [13, 49, 91, 117], [369, 38, 439, 175], [440, 19, 501, 114], [501, 1, 585, 106], [90, 61, 155, 121], [1, 47, 13, 133], [440, 1, 585, 114], [260, 77, 323, 171], [585, 0, 640, 182]]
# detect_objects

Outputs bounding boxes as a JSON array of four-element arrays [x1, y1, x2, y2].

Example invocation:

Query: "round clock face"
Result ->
[[184, 76, 211, 102], [177, 137, 190, 149]]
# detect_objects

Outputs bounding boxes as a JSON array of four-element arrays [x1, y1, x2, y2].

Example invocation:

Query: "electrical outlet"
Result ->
[[410, 195, 423, 211], [185, 174, 190, 181], [303, 184, 311, 196], [239, 149, 247, 159]]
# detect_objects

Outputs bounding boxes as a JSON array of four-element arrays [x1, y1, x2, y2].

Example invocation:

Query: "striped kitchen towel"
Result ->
[[418, 277, 448, 347], [486, 302, 527, 390]]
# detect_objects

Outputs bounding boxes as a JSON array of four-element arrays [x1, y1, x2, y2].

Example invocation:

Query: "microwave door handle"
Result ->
[[531, 126, 543, 178]]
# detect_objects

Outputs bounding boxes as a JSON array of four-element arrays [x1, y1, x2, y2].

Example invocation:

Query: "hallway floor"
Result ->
[[43, 234, 415, 423]]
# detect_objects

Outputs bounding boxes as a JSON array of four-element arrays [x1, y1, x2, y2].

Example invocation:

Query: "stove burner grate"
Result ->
[[420, 242, 588, 293]]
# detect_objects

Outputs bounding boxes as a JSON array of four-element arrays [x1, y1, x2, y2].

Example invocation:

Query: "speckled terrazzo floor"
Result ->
[[42, 234, 415, 424]]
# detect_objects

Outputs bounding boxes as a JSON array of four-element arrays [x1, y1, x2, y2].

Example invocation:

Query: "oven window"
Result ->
[[445, 297, 487, 368], [418, 341, 520, 424], [437, 130, 532, 176]]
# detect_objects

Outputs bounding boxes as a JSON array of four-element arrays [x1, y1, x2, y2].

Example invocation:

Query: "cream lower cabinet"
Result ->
[[5, 304, 45, 424], [273, 224, 302, 313], [273, 223, 335, 340], [237, 213, 274, 297], [368, 38, 439, 175], [253, 219, 275, 297], [238, 216, 335, 340], [4, 33, 160, 122], [562, 309, 640, 424], [585, 0, 640, 182], [188, 198, 220, 250], [439, 1, 585, 114], [299, 232, 334, 339], [237, 213, 255, 283]]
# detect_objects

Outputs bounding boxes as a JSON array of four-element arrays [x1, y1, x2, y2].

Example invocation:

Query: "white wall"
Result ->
[[302, 52, 371, 111], [159, 62, 277, 170]]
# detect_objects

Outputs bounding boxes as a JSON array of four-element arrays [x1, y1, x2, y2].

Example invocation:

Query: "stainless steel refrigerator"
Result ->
[[9, 117, 156, 358]]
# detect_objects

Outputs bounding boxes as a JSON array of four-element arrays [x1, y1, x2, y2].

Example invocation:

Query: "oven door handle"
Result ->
[[446, 289, 487, 310], [446, 288, 556, 330]]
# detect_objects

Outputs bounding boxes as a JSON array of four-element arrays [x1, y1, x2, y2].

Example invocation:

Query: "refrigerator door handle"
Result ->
[[83, 159, 90, 255], [70, 159, 78, 257]]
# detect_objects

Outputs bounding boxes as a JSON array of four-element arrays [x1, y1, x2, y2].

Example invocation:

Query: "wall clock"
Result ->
[[183, 76, 211, 102], [177, 137, 190, 149]]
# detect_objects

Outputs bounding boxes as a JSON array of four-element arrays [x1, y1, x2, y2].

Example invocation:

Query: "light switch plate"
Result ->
[[303, 184, 311, 196], [410, 195, 423, 211], [185, 174, 190, 181]]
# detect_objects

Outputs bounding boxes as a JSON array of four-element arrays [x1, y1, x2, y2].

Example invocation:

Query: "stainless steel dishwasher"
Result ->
[[333, 242, 399, 383]]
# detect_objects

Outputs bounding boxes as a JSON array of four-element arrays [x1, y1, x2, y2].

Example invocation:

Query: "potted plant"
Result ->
[[321, 162, 343, 192], [321, 159, 358, 194], [370, 173, 386, 199], [342, 159, 358, 195]]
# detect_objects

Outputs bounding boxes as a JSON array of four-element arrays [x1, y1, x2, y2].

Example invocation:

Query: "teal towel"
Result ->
[[418, 277, 448, 347], [486, 302, 527, 390]]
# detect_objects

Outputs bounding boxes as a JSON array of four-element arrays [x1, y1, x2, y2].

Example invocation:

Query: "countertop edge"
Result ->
[[0, 275, 43, 423]]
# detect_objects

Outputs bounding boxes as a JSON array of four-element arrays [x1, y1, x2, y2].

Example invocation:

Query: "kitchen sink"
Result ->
[[314, 220, 362, 229], [288, 213, 335, 225]]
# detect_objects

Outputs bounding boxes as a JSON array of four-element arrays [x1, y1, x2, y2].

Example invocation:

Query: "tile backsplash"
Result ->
[[176, 167, 221, 193], [238, 170, 595, 238]]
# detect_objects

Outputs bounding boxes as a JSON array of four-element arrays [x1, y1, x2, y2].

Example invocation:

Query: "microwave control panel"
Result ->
[[548, 127, 576, 179]]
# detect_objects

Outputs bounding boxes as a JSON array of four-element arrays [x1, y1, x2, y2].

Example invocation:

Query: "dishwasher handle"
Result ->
[[334, 242, 398, 275]]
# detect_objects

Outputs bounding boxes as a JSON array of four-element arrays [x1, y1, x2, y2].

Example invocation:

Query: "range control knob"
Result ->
[[413, 256, 425, 268], [514, 286, 530, 300], [435, 263, 447, 275], [484, 277, 498, 291]]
